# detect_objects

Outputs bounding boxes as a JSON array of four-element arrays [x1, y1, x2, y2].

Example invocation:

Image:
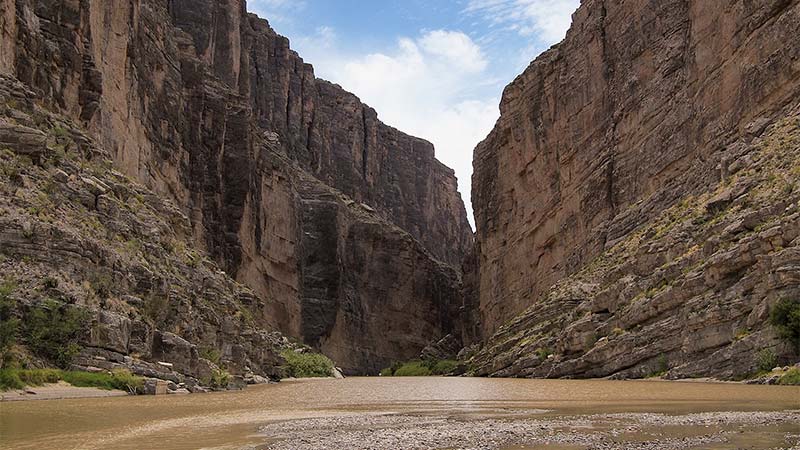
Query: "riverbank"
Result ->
[[0, 381, 128, 402]]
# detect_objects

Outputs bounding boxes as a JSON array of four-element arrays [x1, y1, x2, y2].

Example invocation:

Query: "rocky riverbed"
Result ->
[[259, 411, 800, 450]]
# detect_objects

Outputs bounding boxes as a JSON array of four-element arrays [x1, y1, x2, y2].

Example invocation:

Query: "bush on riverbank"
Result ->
[[393, 361, 431, 376], [202, 367, 232, 389], [779, 367, 800, 385], [0, 368, 144, 392], [756, 349, 778, 372], [25, 299, 91, 368], [0, 281, 91, 370], [280, 349, 334, 378], [382, 359, 458, 377], [770, 298, 800, 351], [0, 281, 20, 368]]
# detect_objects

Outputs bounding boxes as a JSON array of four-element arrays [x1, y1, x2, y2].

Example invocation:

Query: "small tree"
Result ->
[[770, 298, 800, 352], [0, 281, 20, 367], [25, 299, 90, 368], [756, 348, 778, 372]]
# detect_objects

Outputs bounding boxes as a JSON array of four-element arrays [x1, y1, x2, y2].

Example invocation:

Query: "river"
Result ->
[[1, 377, 798, 449]]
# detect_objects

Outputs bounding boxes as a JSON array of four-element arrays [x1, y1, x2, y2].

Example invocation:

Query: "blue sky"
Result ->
[[247, 0, 579, 226]]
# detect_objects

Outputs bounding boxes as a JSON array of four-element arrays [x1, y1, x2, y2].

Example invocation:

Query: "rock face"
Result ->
[[0, 75, 285, 385], [470, 0, 800, 378], [0, 0, 471, 374]]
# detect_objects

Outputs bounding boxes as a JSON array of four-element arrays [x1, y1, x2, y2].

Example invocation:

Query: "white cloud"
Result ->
[[247, 0, 306, 26], [294, 30, 500, 228], [295, 26, 337, 50], [466, 0, 579, 43], [418, 30, 488, 73]]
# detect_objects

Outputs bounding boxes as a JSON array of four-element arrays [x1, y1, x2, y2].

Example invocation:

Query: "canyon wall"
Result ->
[[471, 0, 800, 378], [0, 0, 472, 374], [0, 74, 286, 386]]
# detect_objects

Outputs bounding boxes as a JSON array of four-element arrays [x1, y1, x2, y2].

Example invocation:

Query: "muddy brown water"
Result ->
[[1, 377, 798, 449]]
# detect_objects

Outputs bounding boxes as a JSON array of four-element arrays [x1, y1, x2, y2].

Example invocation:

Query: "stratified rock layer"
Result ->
[[0, 0, 472, 373], [0, 76, 285, 386], [471, 0, 800, 378]]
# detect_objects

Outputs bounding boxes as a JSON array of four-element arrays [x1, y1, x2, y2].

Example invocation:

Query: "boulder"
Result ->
[[151, 331, 198, 376], [90, 310, 131, 354], [0, 119, 47, 163], [143, 379, 169, 395]]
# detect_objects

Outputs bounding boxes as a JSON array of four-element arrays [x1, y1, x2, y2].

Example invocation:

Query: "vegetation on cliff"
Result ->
[[0, 279, 91, 370], [770, 298, 800, 351]]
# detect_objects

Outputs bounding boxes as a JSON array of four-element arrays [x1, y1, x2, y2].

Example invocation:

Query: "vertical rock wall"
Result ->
[[472, 0, 800, 339], [2, 0, 473, 373]]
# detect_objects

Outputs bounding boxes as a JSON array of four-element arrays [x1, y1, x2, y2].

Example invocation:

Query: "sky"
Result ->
[[247, 0, 580, 227]]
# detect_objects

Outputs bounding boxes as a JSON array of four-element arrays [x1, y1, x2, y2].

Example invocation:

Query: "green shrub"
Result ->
[[0, 369, 24, 390], [534, 347, 552, 360], [770, 298, 800, 351], [430, 359, 458, 375], [42, 277, 59, 290], [657, 354, 669, 373], [15, 368, 61, 386], [60, 369, 143, 392], [89, 273, 113, 299], [108, 369, 145, 393], [280, 349, 334, 378], [25, 300, 90, 368], [382, 359, 459, 377], [0, 281, 20, 365], [199, 346, 221, 365], [143, 294, 168, 324], [734, 328, 751, 341], [0, 369, 143, 392], [203, 368, 231, 389], [779, 367, 800, 386], [647, 354, 669, 378], [51, 125, 71, 140], [756, 348, 778, 372], [380, 361, 403, 377], [392, 361, 431, 377]]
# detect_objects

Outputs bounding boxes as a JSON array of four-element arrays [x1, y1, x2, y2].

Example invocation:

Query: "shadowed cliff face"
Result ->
[[471, 0, 800, 378], [0, 0, 472, 374]]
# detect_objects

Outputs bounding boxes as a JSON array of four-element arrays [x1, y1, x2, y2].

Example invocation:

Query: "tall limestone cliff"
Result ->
[[471, 0, 800, 379], [0, 0, 473, 374]]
